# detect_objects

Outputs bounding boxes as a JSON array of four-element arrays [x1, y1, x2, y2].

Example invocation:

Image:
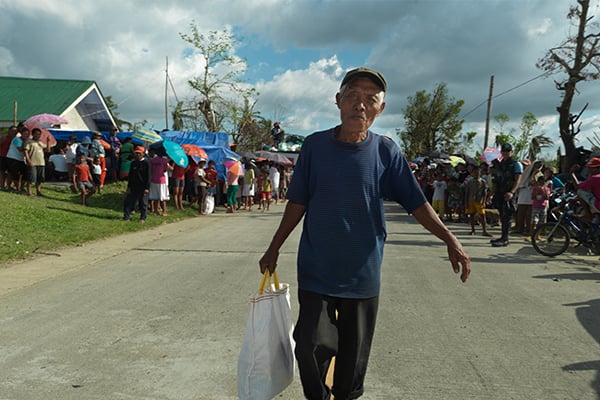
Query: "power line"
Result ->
[[461, 70, 556, 119]]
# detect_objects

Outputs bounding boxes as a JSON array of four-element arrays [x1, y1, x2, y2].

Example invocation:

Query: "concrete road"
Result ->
[[0, 202, 598, 400]]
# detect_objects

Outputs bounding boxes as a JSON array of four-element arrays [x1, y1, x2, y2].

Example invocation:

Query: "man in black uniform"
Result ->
[[490, 143, 522, 247]]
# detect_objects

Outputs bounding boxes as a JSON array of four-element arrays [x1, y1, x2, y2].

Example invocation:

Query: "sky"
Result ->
[[2, 0, 600, 156]]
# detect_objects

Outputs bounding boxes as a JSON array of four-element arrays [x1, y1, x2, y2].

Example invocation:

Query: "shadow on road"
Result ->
[[562, 298, 600, 399]]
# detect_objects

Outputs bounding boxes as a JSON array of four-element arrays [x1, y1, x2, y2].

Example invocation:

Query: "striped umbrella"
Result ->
[[132, 129, 162, 143]]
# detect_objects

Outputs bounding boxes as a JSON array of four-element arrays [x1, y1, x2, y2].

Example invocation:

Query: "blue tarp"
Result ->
[[161, 130, 230, 148], [48, 129, 238, 180], [162, 134, 239, 180]]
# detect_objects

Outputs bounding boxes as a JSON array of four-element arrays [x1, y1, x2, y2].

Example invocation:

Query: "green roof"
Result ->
[[0, 77, 96, 123]]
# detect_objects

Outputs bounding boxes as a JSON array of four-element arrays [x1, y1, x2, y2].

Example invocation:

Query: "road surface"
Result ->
[[0, 202, 598, 399]]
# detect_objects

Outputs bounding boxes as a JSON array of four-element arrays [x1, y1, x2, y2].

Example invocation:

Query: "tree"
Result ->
[[492, 112, 553, 161], [171, 100, 202, 131], [179, 24, 256, 133], [105, 95, 131, 130], [227, 95, 271, 151], [397, 82, 464, 159], [536, 0, 600, 167]]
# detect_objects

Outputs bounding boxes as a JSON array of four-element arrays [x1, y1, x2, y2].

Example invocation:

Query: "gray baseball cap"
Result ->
[[341, 67, 387, 92]]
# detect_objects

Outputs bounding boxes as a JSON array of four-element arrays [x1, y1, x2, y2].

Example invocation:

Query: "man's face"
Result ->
[[336, 78, 385, 133]]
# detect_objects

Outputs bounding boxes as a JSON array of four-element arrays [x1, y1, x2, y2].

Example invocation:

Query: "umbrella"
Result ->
[[449, 155, 466, 167], [223, 159, 244, 176], [253, 150, 293, 166], [149, 140, 189, 168], [26, 126, 57, 148], [132, 129, 162, 144], [181, 143, 208, 160], [24, 113, 68, 127], [482, 147, 502, 164], [425, 150, 449, 159]]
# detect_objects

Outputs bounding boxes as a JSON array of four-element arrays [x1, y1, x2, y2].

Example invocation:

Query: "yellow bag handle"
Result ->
[[258, 270, 280, 295]]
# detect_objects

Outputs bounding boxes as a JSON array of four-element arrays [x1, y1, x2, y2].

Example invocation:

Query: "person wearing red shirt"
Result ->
[[171, 161, 186, 210], [74, 153, 95, 205]]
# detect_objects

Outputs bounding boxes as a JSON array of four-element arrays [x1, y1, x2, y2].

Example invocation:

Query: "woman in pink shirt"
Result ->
[[149, 152, 172, 216]]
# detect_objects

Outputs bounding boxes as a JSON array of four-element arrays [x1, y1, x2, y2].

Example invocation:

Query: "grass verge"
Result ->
[[0, 181, 200, 265]]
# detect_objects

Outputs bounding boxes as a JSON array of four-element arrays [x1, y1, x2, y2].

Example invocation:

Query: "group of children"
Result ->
[[239, 162, 288, 213], [417, 161, 552, 240]]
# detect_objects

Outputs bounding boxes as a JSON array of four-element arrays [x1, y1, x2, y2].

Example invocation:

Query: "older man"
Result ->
[[259, 67, 470, 400]]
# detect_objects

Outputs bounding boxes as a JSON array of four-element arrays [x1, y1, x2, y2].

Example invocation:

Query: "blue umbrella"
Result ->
[[150, 140, 188, 168]]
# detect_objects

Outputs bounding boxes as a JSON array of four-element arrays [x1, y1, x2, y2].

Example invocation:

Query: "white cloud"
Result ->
[[1, 0, 598, 158], [527, 17, 553, 37]]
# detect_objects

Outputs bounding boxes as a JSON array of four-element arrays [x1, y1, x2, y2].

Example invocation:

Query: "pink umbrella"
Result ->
[[482, 147, 502, 164], [24, 113, 68, 127], [26, 126, 57, 148]]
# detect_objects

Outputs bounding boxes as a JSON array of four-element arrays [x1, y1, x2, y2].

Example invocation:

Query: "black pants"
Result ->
[[294, 289, 379, 400], [123, 190, 148, 221], [496, 196, 516, 240]]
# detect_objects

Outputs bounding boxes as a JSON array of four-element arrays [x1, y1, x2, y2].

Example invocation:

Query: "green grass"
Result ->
[[0, 181, 200, 264]]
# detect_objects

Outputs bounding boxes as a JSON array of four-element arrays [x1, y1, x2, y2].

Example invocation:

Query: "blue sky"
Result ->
[[2, 0, 600, 157]]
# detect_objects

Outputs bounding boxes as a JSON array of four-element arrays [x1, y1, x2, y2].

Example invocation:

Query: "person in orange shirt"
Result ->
[[74, 153, 95, 205]]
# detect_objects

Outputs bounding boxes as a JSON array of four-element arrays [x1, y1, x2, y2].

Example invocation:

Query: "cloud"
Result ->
[[1, 0, 598, 156]]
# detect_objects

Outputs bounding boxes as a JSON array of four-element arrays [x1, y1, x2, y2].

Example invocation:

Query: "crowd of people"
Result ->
[[411, 143, 566, 246], [0, 122, 293, 222]]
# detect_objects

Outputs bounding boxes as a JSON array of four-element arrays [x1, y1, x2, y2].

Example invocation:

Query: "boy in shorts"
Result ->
[[75, 153, 95, 205], [465, 166, 492, 236]]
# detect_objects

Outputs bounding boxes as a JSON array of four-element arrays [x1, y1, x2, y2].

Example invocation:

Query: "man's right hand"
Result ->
[[259, 247, 279, 274]]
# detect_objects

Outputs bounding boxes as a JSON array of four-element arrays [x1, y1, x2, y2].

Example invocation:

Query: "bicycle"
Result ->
[[531, 191, 600, 256]]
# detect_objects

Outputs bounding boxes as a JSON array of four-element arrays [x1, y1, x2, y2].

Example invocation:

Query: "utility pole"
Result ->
[[165, 57, 169, 130], [483, 75, 494, 149]]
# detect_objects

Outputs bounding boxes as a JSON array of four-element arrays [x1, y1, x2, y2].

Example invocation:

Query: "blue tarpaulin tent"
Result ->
[[160, 131, 239, 180], [48, 129, 238, 179]]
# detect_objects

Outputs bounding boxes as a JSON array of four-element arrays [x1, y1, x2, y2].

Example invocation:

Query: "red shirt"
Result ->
[[0, 133, 16, 157], [75, 163, 90, 182], [204, 167, 217, 187], [172, 164, 185, 180]]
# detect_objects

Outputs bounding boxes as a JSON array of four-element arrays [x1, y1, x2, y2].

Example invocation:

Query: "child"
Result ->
[[431, 172, 447, 220], [528, 175, 551, 240], [446, 177, 461, 222], [74, 153, 95, 205], [465, 166, 492, 237], [196, 159, 211, 215], [91, 157, 102, 193], [261, 173, 272, 212]]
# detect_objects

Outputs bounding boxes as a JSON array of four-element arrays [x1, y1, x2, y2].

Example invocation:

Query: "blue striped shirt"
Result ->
[[286, 128, 426, 298]]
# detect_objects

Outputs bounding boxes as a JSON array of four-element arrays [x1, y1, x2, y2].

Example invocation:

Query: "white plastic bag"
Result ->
[[238, 272, 295, 400], [204, 194, 215, 214]]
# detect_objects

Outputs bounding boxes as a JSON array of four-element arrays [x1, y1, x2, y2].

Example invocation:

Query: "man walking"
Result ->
[[259, 67, 470, 400]]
